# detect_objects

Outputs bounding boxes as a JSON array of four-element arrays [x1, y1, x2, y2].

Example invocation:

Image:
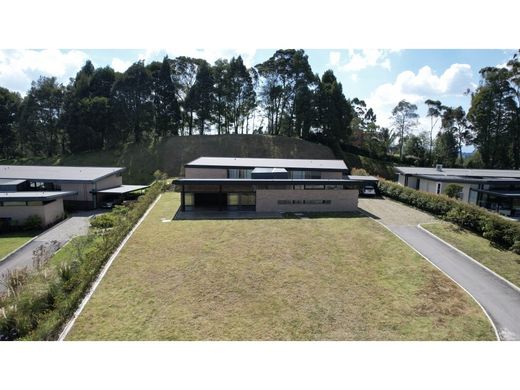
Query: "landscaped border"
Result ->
[[378, 179, 520, 254]]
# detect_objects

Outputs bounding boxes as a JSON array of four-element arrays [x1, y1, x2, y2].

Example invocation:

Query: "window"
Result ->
[[27, 201, 43, 206], [304, 185, 325, 190], [436, 182, 441, 194], [228, 193, 240, 206], [2, 201, 27, 206], [228, 169, 252, 179], [240, 193, 256, 206], [184, 193, 194, 206], [290, 170, 322, 179], [29, 181, 56, 191]]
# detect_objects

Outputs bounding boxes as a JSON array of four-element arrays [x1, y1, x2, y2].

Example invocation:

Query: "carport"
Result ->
[[94, 184, 150, 207]]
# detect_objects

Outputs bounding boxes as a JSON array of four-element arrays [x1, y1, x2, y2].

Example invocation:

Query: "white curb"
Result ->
[[0, 215, 72, 264], [58, 194, 162, 341], [358, 209, 500, 341]]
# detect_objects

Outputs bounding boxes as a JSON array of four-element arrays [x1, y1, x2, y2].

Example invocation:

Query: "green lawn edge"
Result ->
[[421, 221, 520, 289]]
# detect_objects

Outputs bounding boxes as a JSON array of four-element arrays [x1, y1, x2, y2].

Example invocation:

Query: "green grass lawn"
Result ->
[[67, 192, 495, 341], [0, 231, 39, 260], [422, 221, 520, 288]]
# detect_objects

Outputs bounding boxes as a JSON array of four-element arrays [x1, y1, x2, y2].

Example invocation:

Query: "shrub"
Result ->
[[90, 213, 118, 229], [350, 168, 370, 176], [378, 179, 520, 253], [23, 215, 43, 231], [444, 184, 463, 199], [0, 180, 166, 341]]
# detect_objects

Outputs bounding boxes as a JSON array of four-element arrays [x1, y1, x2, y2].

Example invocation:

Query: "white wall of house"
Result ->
[[59, 173, 122, 204], [398, 174, 406, 186], [96, 174, 123, 190], [256, 189, 358, 212], [0, 198, 65, 227]]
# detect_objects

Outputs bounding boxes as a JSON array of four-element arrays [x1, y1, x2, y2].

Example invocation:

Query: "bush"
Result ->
[[350, 168, 370, 176], [90, 213, 118, 229], [0, 180, 166, 340], [444, 184, 463, 199], [378, 179, 520, 254], [23, 215, 43, 231]]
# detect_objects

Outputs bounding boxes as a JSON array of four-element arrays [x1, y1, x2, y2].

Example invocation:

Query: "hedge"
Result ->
[[378, 179, 520, 254], [0, 180, 167, 341]]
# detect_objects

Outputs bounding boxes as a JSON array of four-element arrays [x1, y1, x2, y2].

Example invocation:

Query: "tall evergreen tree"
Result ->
[[256, 49, 317, 136], [152, 56, 181, 137], [185, 62, 214, 135], [0, 87, 21, 158], [468, 66, 516, 168], [316, 70, 352, 144], [18, 76, 65, 157], [111, 60, 154, 143], [391, 100, 419, 161]]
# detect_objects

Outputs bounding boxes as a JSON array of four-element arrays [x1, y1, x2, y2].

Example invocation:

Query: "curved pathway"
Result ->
[[359, 197, 520, 341], [0, 210, 102, 294]]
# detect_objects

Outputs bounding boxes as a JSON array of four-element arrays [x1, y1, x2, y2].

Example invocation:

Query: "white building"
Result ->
[[396, 165, 520, 217]]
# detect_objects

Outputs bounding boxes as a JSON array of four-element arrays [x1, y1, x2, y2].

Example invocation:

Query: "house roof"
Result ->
[[0, 178, 26, 186], [347, 175, 379, 182], [0, 191, 77, 201], [0, 165, 125, 183], [251, 167, 288, 173], [396, 166, 520, 179], [174, 178, 363, 186], [186, 157, 348, 171], [94, 184, 150, 194]]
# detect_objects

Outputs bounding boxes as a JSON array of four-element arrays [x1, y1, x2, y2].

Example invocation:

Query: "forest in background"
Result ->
[[0, 49, 519, 169]]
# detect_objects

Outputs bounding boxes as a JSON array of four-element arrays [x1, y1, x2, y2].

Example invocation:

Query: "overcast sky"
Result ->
[[0, 48, 515, 150]]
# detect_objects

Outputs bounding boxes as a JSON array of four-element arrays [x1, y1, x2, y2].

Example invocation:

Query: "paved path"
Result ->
[[359, 197, 520, 341], [0, 211, 102, 293]]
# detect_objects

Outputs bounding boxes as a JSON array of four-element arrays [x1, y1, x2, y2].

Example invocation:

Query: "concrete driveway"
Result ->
[[0, 210, 102, 294], [359, 197, 520, 341]]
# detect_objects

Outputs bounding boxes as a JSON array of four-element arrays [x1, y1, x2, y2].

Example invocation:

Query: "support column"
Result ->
[[181, 185, 185, 212]]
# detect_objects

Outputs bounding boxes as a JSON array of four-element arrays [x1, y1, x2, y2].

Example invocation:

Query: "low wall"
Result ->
[[256, 189, 358, 213]]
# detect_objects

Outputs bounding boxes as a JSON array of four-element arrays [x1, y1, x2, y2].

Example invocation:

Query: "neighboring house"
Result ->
[[0, 191, 74, 228], [174, 157, 378, 214], [396, 165, 520, 217], [0, 165, 149, 229]]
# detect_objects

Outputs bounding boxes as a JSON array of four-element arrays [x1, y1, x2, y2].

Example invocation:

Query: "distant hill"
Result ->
[[1, 134, 396, 183], [1, 135, 337, 183]]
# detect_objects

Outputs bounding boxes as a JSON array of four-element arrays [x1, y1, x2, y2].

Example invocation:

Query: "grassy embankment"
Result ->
[[67, 192, 494, 341], [423, 222, 520, 288], [0, 134, 396, 182]]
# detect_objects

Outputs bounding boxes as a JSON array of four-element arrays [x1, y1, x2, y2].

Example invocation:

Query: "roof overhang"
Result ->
[[0, 191, 78, 201], [185, 157, 348, 172], [473, 188, 520, 198], [174, 178, 364, 186], [93, 184, 150, 194]]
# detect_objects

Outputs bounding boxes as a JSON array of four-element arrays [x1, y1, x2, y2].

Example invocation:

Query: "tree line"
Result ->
[[0, 50, 353, 158], [378, 51, 520, 169], [0, 49, 519, 170]]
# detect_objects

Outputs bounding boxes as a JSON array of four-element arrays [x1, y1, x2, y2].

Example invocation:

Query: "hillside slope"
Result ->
[[2, 135, 337, 184]]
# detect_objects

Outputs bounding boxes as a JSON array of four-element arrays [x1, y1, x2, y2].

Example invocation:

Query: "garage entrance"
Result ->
[[194, 192, 227, 210]]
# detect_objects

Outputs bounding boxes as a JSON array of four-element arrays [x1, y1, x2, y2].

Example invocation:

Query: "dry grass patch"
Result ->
[[67, 192, 494, 340]]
